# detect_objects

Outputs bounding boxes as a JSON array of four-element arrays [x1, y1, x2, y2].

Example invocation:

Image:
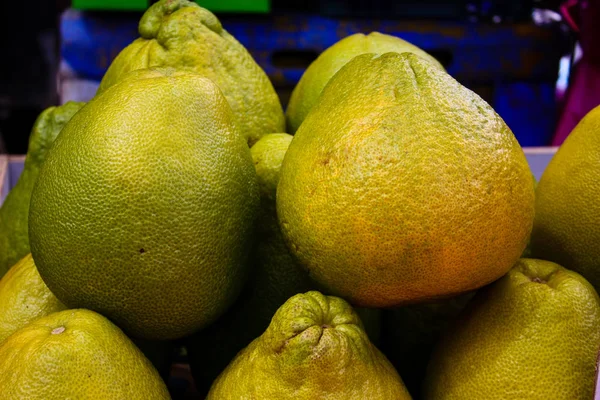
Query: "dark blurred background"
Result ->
[[0, 0, 596, 154]]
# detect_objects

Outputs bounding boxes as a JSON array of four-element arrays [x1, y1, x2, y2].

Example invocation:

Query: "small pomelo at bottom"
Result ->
[[424, 258, 600, 400], [207, 291, 410, 400], [0, 309, 170, 400]]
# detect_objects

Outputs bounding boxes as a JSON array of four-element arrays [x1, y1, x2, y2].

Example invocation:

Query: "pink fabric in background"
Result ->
[[553, 0, 600, 146]]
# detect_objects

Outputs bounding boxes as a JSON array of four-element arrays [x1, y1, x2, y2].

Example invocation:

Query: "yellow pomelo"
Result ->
[[0, 309, 170, 399], [28, 68, 259, 340], [531, 105, 600, 290], [207, 291, 410, 400], [424, 258, 600, 400], [277, 52, 535, 307]]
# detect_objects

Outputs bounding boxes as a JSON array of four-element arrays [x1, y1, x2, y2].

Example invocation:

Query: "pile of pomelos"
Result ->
[[0, 1, 599, 399]]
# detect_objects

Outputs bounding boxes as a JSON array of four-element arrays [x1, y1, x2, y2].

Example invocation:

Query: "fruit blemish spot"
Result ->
[[530, 277, 546, 284], [51, 327, 66, 335]]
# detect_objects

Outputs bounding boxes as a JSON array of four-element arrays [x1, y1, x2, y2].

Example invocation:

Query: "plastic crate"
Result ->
[[60, 11, 565, 84], [316, 0, 533, 22], [59, 10, 566, 146]]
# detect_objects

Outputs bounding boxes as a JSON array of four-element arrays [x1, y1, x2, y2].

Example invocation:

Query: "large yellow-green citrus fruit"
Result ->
[[28, 68, 259, 340], [277, 52, 535, 307], [531, 105, 600, 290], [424, 258, 600, 400], [0, 309, 170, 399]]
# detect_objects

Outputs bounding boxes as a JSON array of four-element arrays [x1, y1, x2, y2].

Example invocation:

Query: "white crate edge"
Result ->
[[0, 147, 558, 206]]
